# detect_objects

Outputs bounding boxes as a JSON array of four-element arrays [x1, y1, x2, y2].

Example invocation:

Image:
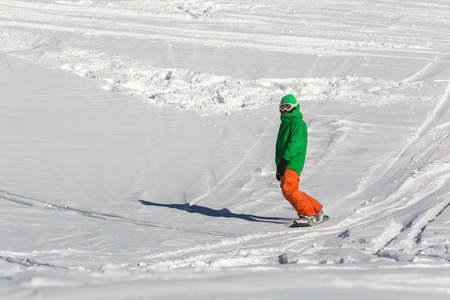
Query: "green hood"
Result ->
[[281, 94, 297, 105], [280, 94, 302, 120]]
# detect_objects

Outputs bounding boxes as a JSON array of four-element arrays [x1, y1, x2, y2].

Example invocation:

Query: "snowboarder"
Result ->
[[275, 94, 325, 227]]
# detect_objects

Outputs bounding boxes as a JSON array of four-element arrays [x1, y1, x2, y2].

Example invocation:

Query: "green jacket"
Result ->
[[275, 105, 308, 176]]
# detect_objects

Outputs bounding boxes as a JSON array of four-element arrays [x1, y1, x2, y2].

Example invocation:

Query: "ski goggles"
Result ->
[[279, 102, 298, 112]]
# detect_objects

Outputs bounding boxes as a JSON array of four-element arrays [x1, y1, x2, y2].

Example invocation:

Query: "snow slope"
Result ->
[[1, 0, 449, 299]]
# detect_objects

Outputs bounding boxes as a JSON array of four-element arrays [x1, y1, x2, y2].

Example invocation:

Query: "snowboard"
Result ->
[[289, 215, 329, 228]]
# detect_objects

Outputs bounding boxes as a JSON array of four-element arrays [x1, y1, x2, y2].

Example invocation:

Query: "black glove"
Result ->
[[276, 157, 289, 180]]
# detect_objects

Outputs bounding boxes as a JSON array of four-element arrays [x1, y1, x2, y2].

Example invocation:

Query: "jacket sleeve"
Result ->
[[282, 119, 306, 161]]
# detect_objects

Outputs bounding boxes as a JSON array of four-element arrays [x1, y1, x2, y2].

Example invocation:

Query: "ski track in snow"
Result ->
[[342, 79, 450, 262]]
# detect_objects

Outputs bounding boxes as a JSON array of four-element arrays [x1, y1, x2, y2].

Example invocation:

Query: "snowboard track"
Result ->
[[0, 254, 66, 270], [0, 189, 239, 238], [375, 200, 450, 260]]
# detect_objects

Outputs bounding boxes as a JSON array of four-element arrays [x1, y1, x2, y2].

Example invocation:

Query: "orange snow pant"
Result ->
[[281, 169, 323, 217]]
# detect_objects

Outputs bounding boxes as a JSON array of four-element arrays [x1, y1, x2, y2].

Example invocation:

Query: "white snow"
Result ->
[[1, 0, 449, 299]]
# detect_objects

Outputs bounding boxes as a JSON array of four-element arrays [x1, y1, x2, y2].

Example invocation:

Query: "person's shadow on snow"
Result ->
[[138, 200, 291, 224]]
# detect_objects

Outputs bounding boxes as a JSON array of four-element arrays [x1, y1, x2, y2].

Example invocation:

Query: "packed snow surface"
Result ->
[[1, 0, 449, 299]]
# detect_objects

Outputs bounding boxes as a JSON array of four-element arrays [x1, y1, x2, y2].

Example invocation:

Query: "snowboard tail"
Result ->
[[289, 215, 329, 228]]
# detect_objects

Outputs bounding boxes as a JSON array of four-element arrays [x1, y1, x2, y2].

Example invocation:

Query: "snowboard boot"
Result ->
[[291, 214, 318, 227]]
